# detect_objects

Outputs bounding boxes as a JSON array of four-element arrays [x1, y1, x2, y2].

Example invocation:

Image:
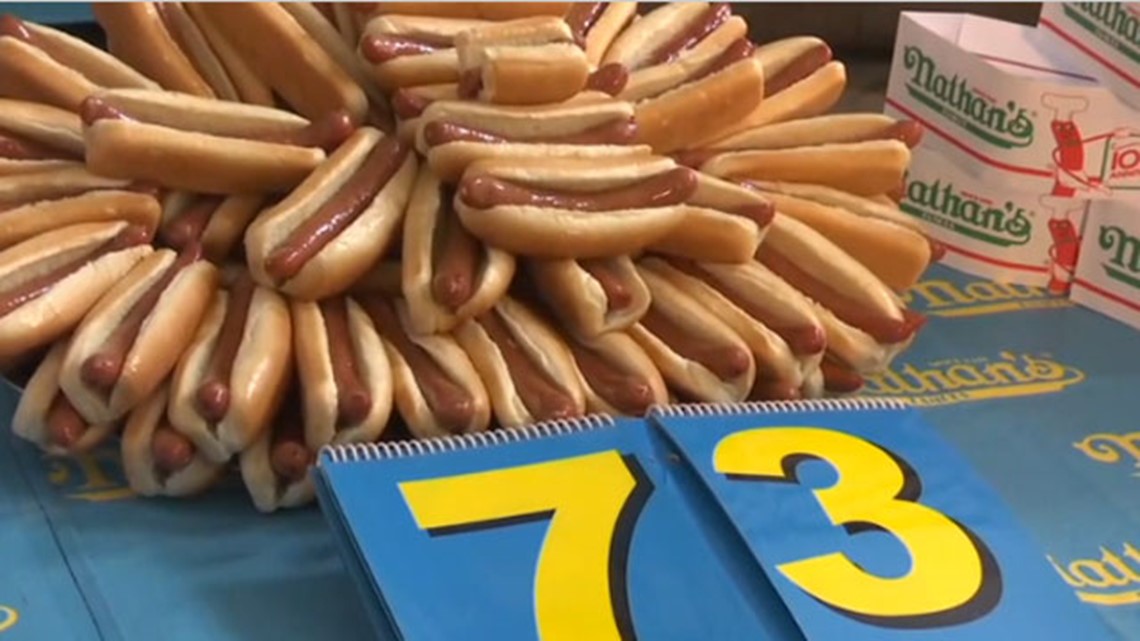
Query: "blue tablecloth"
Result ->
[[2, 263, 1140, 640]]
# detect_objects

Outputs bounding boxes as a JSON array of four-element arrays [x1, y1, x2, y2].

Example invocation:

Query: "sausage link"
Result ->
[[750, 378, 802, 401], [424, 117, 638, 147], [647, 3, 731, 67], [579, 259, 633, 312], [765, 43, 832, 96], [152, 426, 196, 474], [565, 2, 605, 46], [432, 199, 481, 311], [586, 63, 628, 96], [639, 306, 751, 380], [161, 196, 223, 251], [195, 274, 255, 422], [569, 341, 653, 415], [269, 432, 312, 482], [479, 310, 579, 421], [460, 166, 697, 211], [319, 298, 373, 427], [46, 394, 87, 448], [696, 38, 755, 81], [821, 358, 864, 393], [392, 89, 433, 120], [360, 35, 444, 64]]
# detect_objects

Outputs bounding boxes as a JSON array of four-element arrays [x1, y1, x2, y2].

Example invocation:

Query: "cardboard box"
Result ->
[[901, 146, 1090, 293], [1039, 3, 1140, 110], [1072, 199, 1140, 330], [885, 12, 1140, 200]]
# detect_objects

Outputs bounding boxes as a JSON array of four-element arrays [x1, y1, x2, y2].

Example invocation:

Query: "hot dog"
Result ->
[[0, 99, 85, 176], [693, 37, 847, 146], [0, 166, 139, 210], [158, 192, 264, 264], [181, 3, 274, 106], [454, 295, 585, 428], [639, 257, 824, 401], [401, 168, 515, 334], [292, 296, 393, 449], [359, 15, 490, 90], [191, 3, 370, 125], [0, 190, 161, 251], [357, 3, 572, 21], [741, 183, 935, 291], [360, 296, 491, 438], [352, 259, 404, 297], [82, 89, 349, 194], [59, 244, 218, 424], [391, 83, 460, 141], [0, 221, 153, 364], [413, 96, 647, 181], [564, 328, 668, 416], [122, 385, 225, 498], [454, 17, 590, 106], [566, 2, 637, 67], [527, 255, 650, 338], [168, 273, 292, 464], [756, 214, 925, 375], [0, 13, 158, 112], [245, 127, 417, 300], [93, 3, 219, 98], [239, 380, 317, 513], [695, 114, 925, 154], [630, 261, 756, 403], [647, 171, 773, 263], [454, 156, 689, 258], [12, 342, 119, 455]]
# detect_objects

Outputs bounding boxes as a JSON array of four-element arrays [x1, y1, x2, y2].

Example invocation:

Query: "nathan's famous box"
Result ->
[[886, 12, 1140, 201], [1039, 3, 1140, 110], [901, 146, 1090, 294], [1072, 200, 1140, 331]]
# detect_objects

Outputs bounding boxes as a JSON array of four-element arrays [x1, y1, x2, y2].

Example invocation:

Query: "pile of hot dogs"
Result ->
[[0, 2, 938, 512]]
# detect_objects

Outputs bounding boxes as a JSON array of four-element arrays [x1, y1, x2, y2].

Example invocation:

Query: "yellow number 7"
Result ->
[[714, 427, 1000, 627], [399, 451, 647, 641]]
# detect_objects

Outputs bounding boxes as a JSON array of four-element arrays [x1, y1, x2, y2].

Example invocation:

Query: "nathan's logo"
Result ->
[[1050, 542, 1140, 606], [0, 606, 16, 633], [862, 352, 1085, 406], [902, 178, 1033, 246], [46, 445, 133, 502], [1097, 225, 1140, 289], [1064, 3, 1140, 64], [903, 278, 1071, 317], [1074, 431, 1140, 477], [1100, 137, 1140, 189], [902, 45, 1035, 148]]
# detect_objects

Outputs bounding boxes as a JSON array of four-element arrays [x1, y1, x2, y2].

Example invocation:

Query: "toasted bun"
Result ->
[[583, 3, 638, 67], [648, 206, 760, 263], [12, 341, 117, 456], [753, 190, 931, 291], [642, 257, 803, 390], [122, 386, 224, 498], [93, 3, 215, 97], [239, 422, 316, 513], [194, 3, 369, 124], [567, 330, 668, 416], [602, 3, 711, 71], [378, 298, 492, 439], [0, 37, 99, 111], [185, 3, 275, 106], [630, 263, 755, 403], [365, 3, 570, 20], [245, 128, 416, 300], [292, 298, 393, 449], [528, 256, 650, 338], [0, 221, 152, 362], [402, 168, 515, 334], [0, 98, 85, 156], [0, 191, 161, 251], [168, 285, 293, 464], [60, 250, 218, 424], [84, 119, 325, 195], [699, 140, 910, 197], [618, 16, 748, 102], [634, 57, 765, 154], [454, 296, 585, 428], [455, 156, 687, 258]]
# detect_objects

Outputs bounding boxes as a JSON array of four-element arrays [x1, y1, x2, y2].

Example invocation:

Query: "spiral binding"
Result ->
[[319, 414, 617, 464], [648, 397, 909, 417]]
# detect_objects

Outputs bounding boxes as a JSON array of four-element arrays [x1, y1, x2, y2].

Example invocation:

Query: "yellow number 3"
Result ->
[[715, 427, 999, 626], [400, 451, 645, 641], [0, 606, 17, 633]]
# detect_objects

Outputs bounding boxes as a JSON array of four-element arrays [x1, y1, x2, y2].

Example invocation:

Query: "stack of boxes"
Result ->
[[885, 5, 1140, 330]]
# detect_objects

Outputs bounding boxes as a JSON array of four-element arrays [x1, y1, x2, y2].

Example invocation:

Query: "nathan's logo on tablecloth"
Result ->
[[903, 279, 1071, 317], [1063, 3, 1140, 64], [1097, 224, 1140, 289], [0, 606, 17, 633], [1073, 431, 1140, 477], [1049, 542, 1140, 606], [861, 352, 1085, 406], [46, 445, 133, 502], [903, 45, 1035, 148], [901, 178, 1034, 246]]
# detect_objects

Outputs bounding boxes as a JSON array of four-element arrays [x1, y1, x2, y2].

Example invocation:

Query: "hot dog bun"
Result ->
[[122, 385, 225, 498], [708, 113, 925, 151], [579, 3, 637, 67], [0, 190, 161, 251], [60, 247, 218, 424], [0, 98, 85, 162], [361, 3, 571, 21], [401, 168, 515, 334], [456, 17, 588, 105], [359, 15, 489, 90], [93, 3, 216, 97], [292, 297, 393, 449], [455, 156, 689, 258], [183, 3, 274, 106], [239, 384, 316, 513], [361, 296, 492, 439], [564, 329, 669, 417], [168, 278, 292, 464], [160, 193, 265, 264], [245, 127, 416, 300], [527, 255, 650, 338], [0, 166, 132, 208], [0, 37, 100, 112], [455, 296, 585, 428]]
